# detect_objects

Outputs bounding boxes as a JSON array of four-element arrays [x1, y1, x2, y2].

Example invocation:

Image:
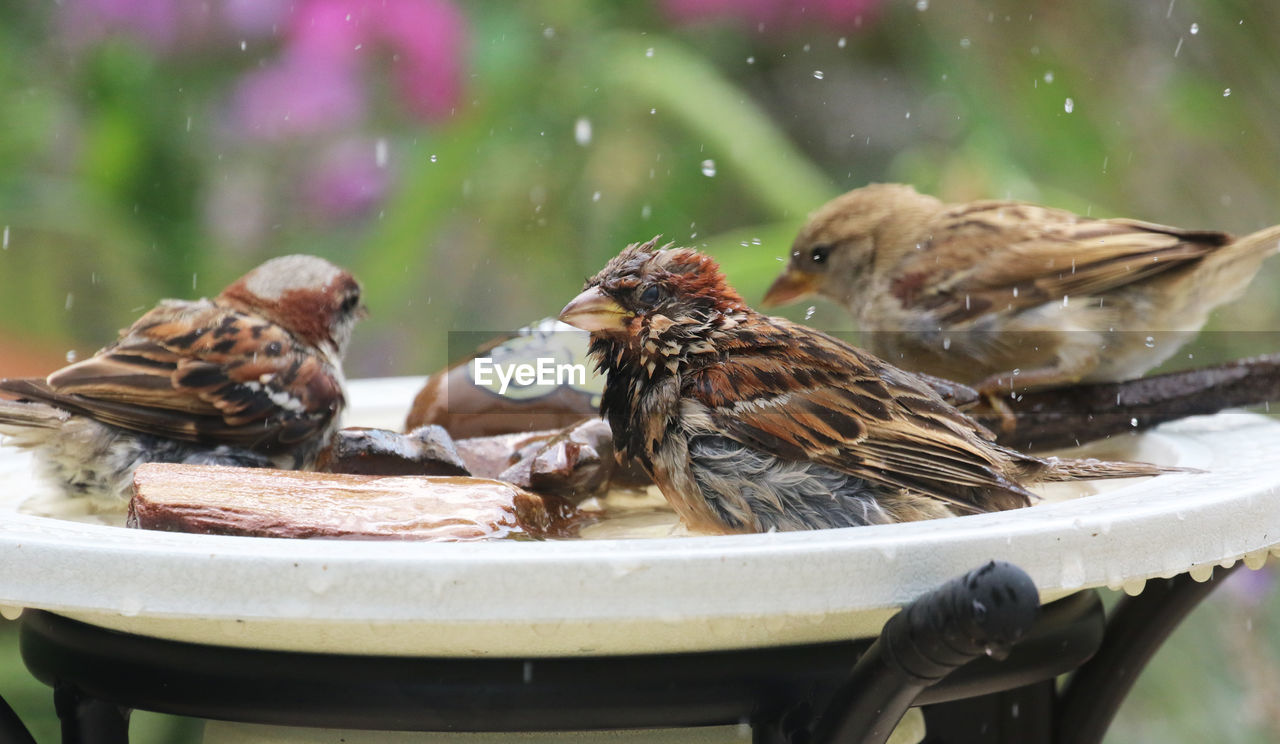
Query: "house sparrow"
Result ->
[[560, 238, 1174, 534], [0, 254, 364, 510], [763, 183, 1280, 396]]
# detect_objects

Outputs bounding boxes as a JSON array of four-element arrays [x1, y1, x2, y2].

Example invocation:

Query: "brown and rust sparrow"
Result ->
[[0, 254, 365, 510], [559, 238, 1173, 534], [763, 183, 1280, 396]]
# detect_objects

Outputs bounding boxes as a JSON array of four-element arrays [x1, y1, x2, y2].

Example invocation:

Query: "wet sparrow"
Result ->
[[560, 238, 1173, 534], [764, 183, 1280, 396], [0, 255, 365, 509]]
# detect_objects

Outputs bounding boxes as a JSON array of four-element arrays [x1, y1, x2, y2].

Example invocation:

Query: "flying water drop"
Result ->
[[812, 70, 825, 80], [700, 159, 717, 177], [1064, 98, 1075, 113], [574, 117, 592, 146]]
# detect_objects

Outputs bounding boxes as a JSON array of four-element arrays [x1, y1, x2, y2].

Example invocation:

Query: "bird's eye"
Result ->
[[809, 245, 831, 264], [638, 285, 663, 305], [340, 292, 361, 314]]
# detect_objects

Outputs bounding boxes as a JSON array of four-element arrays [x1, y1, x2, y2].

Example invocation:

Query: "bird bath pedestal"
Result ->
[[1, 378, 1278, 743]]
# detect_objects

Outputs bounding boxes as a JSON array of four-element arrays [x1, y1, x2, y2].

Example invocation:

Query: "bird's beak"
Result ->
[[761, 268, 820, 307], [559, 287, 629, 333]]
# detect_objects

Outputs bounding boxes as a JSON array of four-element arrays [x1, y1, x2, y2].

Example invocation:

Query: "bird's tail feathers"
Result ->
[[1031, 455, 1191, 481], [0, 398, 70, 431]]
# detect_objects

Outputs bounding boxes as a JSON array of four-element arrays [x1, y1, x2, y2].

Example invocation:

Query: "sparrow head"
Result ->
[[763, 183, 941, 308], [560, 238, 747, 369], [218, 255, 365, 358]]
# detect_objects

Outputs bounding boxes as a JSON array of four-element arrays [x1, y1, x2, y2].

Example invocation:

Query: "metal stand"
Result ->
[[1, 561, 1242, 744]]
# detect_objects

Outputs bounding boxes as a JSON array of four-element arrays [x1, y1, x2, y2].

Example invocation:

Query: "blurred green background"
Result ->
[[2, 0, 1279, 741]]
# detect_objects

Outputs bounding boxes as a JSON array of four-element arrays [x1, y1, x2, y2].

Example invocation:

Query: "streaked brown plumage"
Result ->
[[0, 254, 364, 508], [764, 183, 1280, 396], [560, 238, 1175, 534]]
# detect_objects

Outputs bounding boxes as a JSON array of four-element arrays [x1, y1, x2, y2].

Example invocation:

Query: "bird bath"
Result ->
[[1, 377, 1279, 743], [0, 378, 1277, 656]]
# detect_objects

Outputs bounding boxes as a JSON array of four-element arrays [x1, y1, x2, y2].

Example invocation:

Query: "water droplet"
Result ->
[[0, 606, 21, 621], [543, 26, 555, 39], [1012, 287, 1019, 298], [1144, 336, 1155, 348], [1012, 368, 1021, 376], [1043, 71, 1054, 83], [429, 154, 438, 163], [1223, 88, 1231, 97], [65, 350, 77, 363], [1062, 295, 1070, 307], [959, 37, 971, 49], [1189, 22, 1199, 34], [1174, 37, 1184, 57], [916, 0, 929, 10], [1064, 97, 1075, 113], [645, 47, 654, 58], [2, 225, 8, 249], [119, 596, 143, 617], [746, 56, 755, 65], [812, 70, 825, 80], [942, 336, 951, 350], [574, 117, 592, 146], [64, 293, 74, 311], [1130, 417, 1139, 427], [641, 204, 652, 220], [375, 138, 388, 168], [523, 661, 534, 683], [837, 37, 847, 48], [591, 191, 601, 202], [649, 107, 657, 115], [239, 40, 247, 51], [700, 159, 717, 177], [804, 306, 816, 320]]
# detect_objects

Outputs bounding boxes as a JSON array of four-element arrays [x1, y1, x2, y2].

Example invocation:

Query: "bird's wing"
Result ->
[[684, 318, 1032, 512], [894, 201, 1232, 324], [1, 300, 342, 450]]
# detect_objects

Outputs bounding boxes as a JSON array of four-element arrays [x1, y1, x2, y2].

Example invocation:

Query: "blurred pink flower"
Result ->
[[231, 0, 466, 139], [662, 0, 881, 33], [232, 59, 365, 140], [305, 139, 392, 217], [61, 0, 182, 50]]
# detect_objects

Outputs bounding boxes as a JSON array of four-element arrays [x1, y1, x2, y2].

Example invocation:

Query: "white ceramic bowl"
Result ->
[[1, 378, 1278, 657]]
